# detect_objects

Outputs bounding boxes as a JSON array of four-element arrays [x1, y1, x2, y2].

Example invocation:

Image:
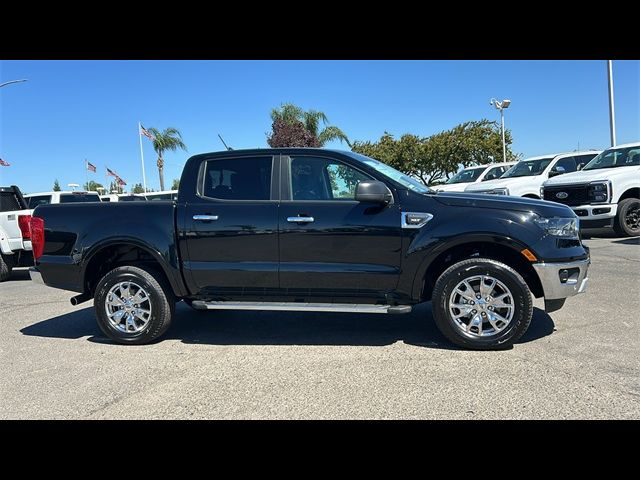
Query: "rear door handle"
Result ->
[[287, 216, 314, 223], [193, 215, 219, 221]]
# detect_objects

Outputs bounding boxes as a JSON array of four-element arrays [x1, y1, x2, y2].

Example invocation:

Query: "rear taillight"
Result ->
[[30, 216, 45, 260], [18, 214, 32, 239]]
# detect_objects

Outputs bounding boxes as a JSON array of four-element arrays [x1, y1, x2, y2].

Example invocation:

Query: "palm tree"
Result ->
[[270, 103, 350, 147], [148, 127, 187, 191]]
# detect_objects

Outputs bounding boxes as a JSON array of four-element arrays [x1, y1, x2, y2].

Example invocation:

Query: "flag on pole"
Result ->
[[0, 158, 10, 167], [140, 125, 155, 141], [117, 177, 127, 186], [106, 167, 119, 178], [87, 161, 97, 172]]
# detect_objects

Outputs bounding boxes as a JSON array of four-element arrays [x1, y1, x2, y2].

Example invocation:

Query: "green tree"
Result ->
[[83, 180, 104, 192], [171, 178, 180, 190], [132, 183, 145, 194], [268, 103, 350, 147], [53, 179, 61, 191], [352, 119, 518, 185], [147, 127, 187, 191]]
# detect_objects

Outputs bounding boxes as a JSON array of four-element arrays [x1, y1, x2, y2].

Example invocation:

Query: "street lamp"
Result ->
[[0, 79, 28, 89], [68, 183, 80, 191], [490, 98, 511, 162]]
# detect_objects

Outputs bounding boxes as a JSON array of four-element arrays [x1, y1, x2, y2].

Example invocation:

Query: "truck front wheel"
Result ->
[[431, 258, 533, 350], [94, 265, 175, 345], [613, 198, 640, 237]]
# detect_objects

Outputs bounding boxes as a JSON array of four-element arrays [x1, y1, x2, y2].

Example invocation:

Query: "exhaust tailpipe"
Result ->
[[70, 292, 92, 306]]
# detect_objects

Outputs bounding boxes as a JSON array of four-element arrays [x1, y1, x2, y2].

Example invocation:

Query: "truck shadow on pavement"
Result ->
[[20, 302, 556, 350]]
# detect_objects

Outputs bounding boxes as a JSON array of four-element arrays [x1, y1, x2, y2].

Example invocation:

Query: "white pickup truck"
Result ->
[[0, 186, 33, 281], [24, 190, 102, 208], [542, 142, 640, 237], [464, 150, 601, 198], [434, 162, 515, 192]]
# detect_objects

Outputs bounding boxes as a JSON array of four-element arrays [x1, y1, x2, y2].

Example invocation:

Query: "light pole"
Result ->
[[607, 60, 616, 147], [490, 98, 511, 162], [0, 79, 28, 89]]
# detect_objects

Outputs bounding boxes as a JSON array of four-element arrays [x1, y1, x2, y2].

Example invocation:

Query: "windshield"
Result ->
[[446, 167, 486, 184], [59, 193, 101, 203], [502, 158, 554, 178], [583, 145, 640, 171], [345, 152, 432, 194]]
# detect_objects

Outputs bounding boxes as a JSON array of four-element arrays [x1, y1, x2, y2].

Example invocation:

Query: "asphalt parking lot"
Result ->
[[1, 231, 638, 419]]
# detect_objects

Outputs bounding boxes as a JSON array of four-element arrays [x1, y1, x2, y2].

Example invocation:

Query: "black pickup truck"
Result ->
[[29, 149, 590, 349]]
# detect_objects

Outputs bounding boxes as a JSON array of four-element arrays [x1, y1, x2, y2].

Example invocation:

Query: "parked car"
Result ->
[[0, 186, 33, 281], [464, 151, 601, 198], [541, 142, 640, 236], [25, 190, 102, 208], [434, 162, 515, 192], [144, 190, 178, 201], [28, 148, 590, 350]]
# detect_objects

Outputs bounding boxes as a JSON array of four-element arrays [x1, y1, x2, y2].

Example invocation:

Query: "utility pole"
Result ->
[[607, 60, 617, 147]]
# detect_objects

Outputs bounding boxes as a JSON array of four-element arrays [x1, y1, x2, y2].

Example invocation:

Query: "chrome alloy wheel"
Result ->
[[448, 275, 515, 337], [104, 281, 152, 334]]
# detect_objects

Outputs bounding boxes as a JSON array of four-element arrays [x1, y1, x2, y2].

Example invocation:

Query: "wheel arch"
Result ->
[[415, 238, 544, 302], [82, 240, 186, 298]]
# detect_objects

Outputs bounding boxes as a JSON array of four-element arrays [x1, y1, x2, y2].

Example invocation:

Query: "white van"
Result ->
[[99, 193, 147, 202], [435, 162, 515, 192], [464, 151, 601, 198]]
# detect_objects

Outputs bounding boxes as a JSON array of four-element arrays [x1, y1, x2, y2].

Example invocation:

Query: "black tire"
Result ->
[[0, 254, 12, 282], [613, 198, 640, 237], [431, 258, 533, 350], [94, 265, 175, 345]]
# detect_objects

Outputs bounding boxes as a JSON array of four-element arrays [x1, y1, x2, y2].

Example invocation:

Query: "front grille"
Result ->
[[543, 184, 590, 206]]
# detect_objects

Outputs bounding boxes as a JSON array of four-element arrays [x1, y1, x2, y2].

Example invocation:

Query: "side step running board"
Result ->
[[190, 301, 412, 314]]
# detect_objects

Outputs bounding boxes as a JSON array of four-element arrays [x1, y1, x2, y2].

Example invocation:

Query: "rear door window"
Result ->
[[202, 156, 273, 200], [27, 195, 52, 208]]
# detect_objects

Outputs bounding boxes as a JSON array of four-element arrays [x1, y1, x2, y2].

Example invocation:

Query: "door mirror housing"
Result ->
[[549, 165, 566, 177], [355, 181, 392, 203]]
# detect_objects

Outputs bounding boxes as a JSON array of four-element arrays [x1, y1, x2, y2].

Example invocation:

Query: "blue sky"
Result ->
[[1, 60, 638, 193]]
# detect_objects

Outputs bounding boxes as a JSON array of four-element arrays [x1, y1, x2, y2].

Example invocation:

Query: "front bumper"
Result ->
[[571, 203, 617, 225], [532, 258, 590, 300], [29, 267, 44, 285]]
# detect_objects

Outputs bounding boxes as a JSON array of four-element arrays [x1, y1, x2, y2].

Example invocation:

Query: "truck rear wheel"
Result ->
[[613, 198, 640, 237], [94, 265, 175, 345], [431, 258, 533, 350], [0, 254, 12, 282]]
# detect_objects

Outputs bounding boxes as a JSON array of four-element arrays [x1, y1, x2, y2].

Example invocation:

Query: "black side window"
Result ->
[[203, 156, 272, 200], [575, 154, 597, 169], [483, 166, 504, 181], [555, 157, 577, 173], [27, 196, 52, 208], [290, 157, 371, 201]]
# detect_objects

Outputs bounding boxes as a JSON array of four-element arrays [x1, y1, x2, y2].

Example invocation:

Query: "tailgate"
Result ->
[[0, 209, 33, 252]]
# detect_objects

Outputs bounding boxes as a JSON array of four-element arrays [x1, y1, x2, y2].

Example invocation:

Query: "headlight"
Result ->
[[587, 181, 611, 204], [533, 216, 580, 238], [540, 186, 544, 198], [489, 188, 509, 195]]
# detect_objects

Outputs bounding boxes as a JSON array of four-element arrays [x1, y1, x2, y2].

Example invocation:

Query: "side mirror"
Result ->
[[549, 165, 566, 177], [577, 163, 584, 171], [355, 181, 392, 203]]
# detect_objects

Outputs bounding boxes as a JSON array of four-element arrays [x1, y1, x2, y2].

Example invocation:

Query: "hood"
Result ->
[[434, 191, 573, 217], [544, 165, 640, 186], [464, 175, 538, 192], [434, 182, 472, 192]]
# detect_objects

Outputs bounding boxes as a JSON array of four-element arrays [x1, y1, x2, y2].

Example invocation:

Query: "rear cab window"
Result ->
[[27, 195, 53, 208], [202, 156, 273, 200], [59, 193, 101, 203]]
